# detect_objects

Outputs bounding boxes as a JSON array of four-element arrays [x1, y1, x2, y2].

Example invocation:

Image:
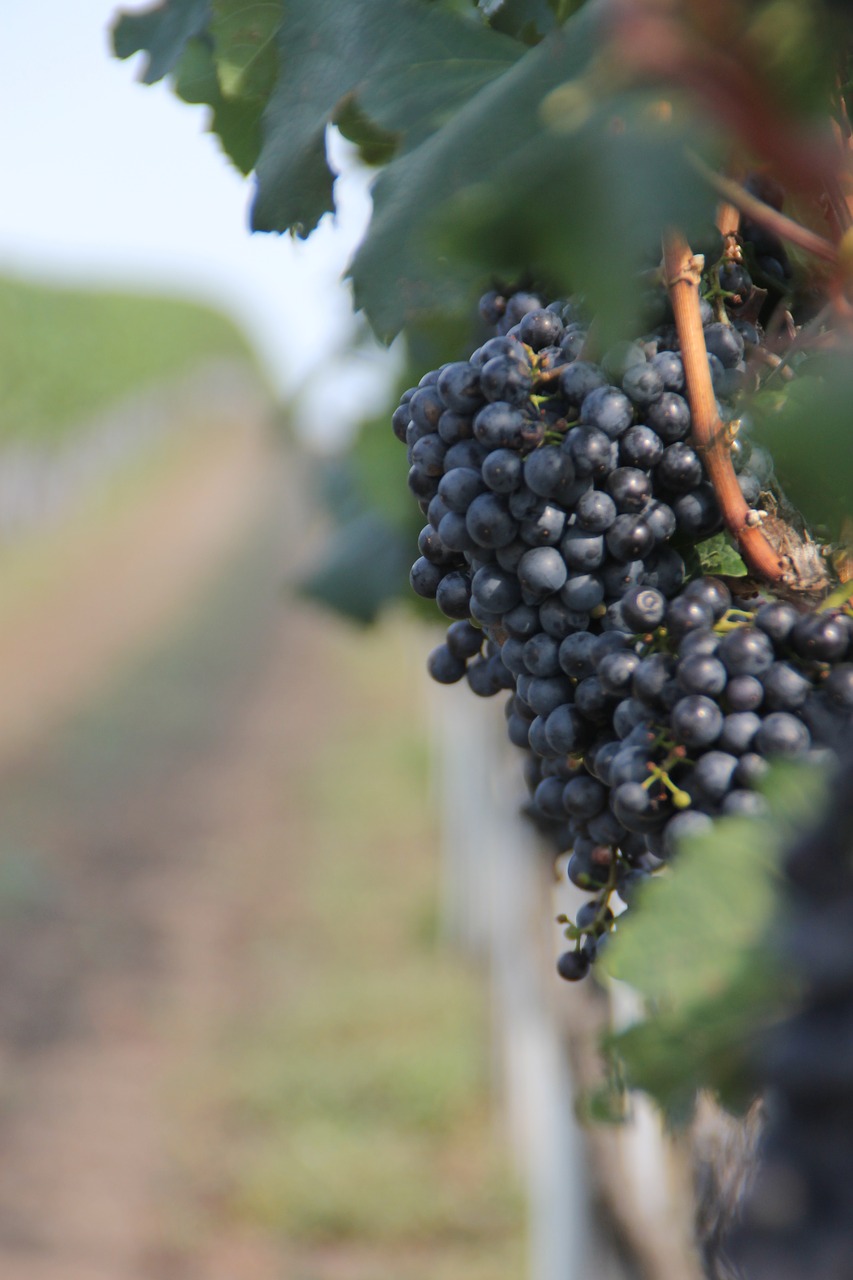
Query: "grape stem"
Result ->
[[662, 229, 786, 585]]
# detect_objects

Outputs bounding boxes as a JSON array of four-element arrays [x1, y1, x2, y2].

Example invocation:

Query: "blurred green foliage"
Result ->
[[0, 274, 255, 443]]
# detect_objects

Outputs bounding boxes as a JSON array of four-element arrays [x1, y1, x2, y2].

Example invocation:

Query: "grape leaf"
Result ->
[[112, 0, 211, 84], [172, 36, 262, 172], [600, 762, 826, 1120], [209, 1, 279, 103], [251, 0, 522, 236], [298, 511, 411, 624], [751, 368, 853, 540], [695, 532, 749, 577], [350, 6, 717, 341], [479, 0, 559, 43]]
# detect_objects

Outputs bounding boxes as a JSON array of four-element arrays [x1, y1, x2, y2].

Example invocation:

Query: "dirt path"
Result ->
[[0, 397, 523, 1280], [0, 403, 271, 769]]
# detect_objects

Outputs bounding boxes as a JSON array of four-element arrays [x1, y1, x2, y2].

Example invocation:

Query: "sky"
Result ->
[[0, 1, 399, 445]]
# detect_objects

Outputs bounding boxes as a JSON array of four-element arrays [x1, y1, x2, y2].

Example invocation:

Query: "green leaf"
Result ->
[[112, 0, 211, 84], [350, 7, 718, 341], [600, 761, 827, 1120], [298, 512, 411, 624], [251, 0, 521, 236], [209, 1, 279, 102], [479, 0, 557, 43], [602, 816, 780, 1009], [610, 953, 779, 1123], [751, 366, 853, 540], [172, 36, 263, 172], [695, 532, 748, 578]]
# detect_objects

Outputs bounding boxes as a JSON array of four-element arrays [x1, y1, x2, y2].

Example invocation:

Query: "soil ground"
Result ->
[[0, 412, 524, 1280]]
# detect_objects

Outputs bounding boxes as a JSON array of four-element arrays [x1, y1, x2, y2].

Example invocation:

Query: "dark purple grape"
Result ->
[[467, 654, 511, 697], [437, 410, 475, 445], [556, 950, 591, 981], [427, 644, 467, 684], [581, 386, 634, 439], [620, 586, 666, 632], [704, 322, 745, 369], [666, 596, 714, 641], [559, 361, 607, 408], [504, 291, 542, 327], [633, 652, 677, 707], [755, 712, 811, 757], [692, 750, 738, 802], [435, 569, 472, 619], [620, 425, 664, 470], [762, 662, 812, 711], [607, 467, 652, 513], [725, 675, 764, 711], [671, 694, 724, 747], [575, 677, 618, 724], [407, 465, 439, 501], [754, 600, 799, 648], [417, 524, 454, 566], [602, 561, 645, 602], [564, 425, 615, 479], [606, 515, 655, 562], [518, 546, 568, 598], [598, 650, 642, 698], [791, 613, 850, 664], [656, 442, 704, 492], [471, 565, 521, 613], [409, 556, 445, 598], [576, 489, 617, 532], [519, 308, 564, 350], [437, 361, 486, 414], [545, 704, 590, 753], [621, 362, 664, 408], [557, 631, 597, 679], [481, 448, 522, 493], [718, 626, 775, 677], [519, 502, 567, 547], [534, 775, 568, 818], [408, 385, 444, 431], [479, 290, 506, 326], [473, 401, 526, 448], [718, 711, 761, 755], [445, 620, 483, 661], [642, 546, 685, 595], [392, 403, 411, 442], [524, 445, 576, 501], [503, 602, 540, 640], [650, 351, 685, 391], [481, 353, 527, 401], [683, 576, 732, 621], [437, 466, 485, 513], [563, 774, 607, 819], [825, 665, 853, 710], [676, 653, 727, 697], [560, 573, 604, 613], [466, 493, 517, 548], [561, 527, 606, 571], [443, 439, 487, 471], [438, 510, 477, 553], [523, 632, 561, 677], [527, 676, 574, 718], [647, 392, 691, 442], [539, 598, 590, 639]]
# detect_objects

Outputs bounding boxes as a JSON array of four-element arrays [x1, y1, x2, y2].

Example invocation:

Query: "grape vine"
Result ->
[[113, 0, 853, 1273]]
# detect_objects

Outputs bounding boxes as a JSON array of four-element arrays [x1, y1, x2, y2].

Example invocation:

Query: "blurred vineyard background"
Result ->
[[0, 272, 526, 1280]]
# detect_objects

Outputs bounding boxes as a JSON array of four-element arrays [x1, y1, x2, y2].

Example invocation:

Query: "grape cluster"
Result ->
[[393, 285, 851, 980], [725, 743, 853, 1280]]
